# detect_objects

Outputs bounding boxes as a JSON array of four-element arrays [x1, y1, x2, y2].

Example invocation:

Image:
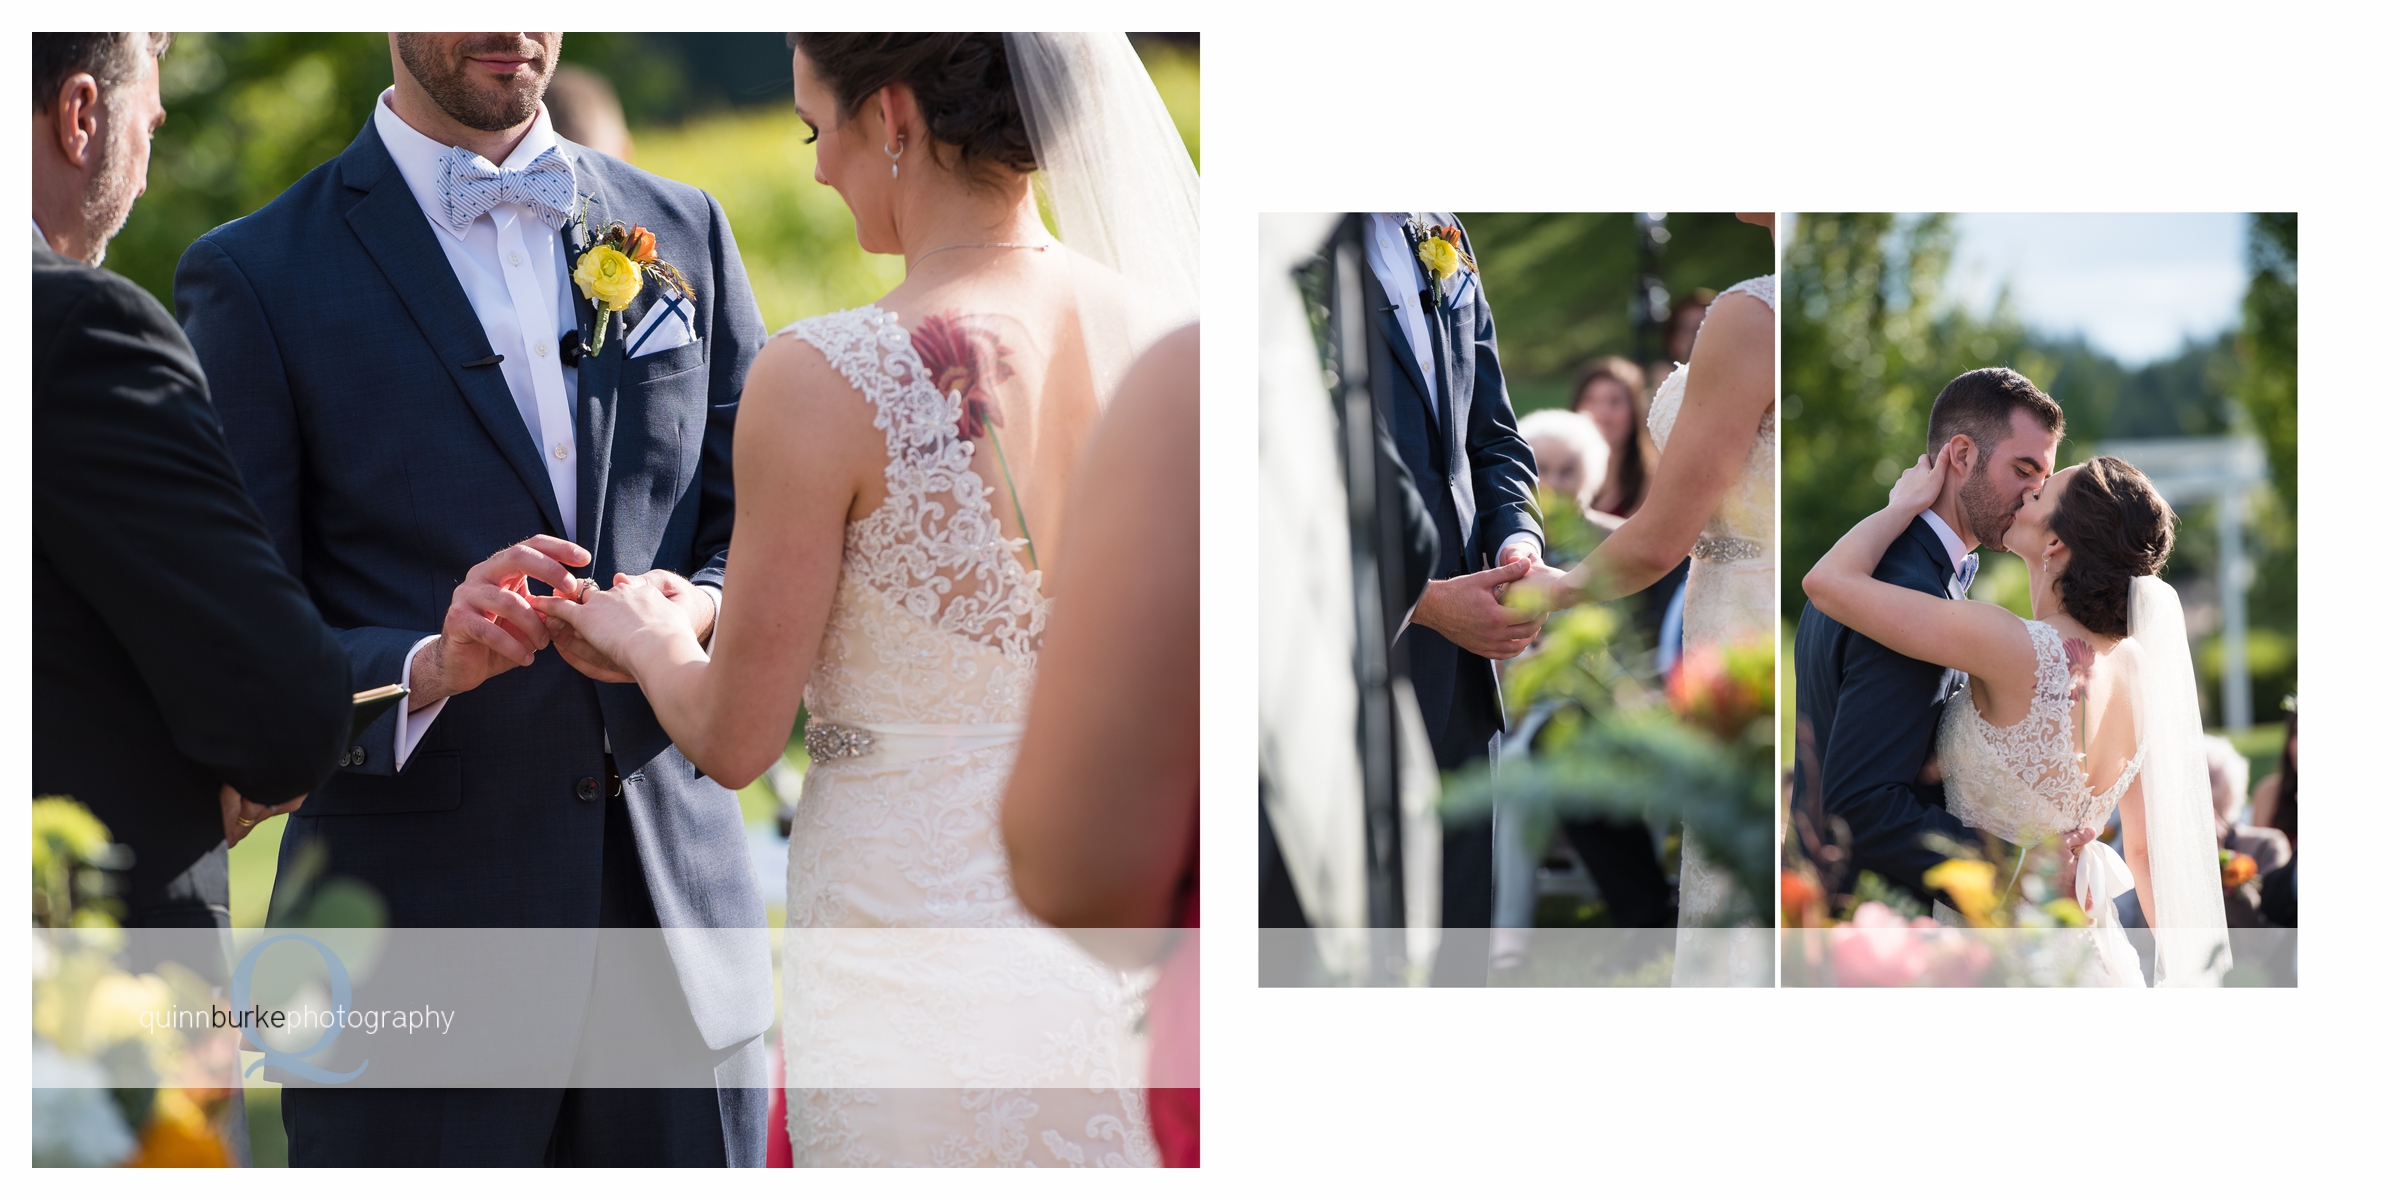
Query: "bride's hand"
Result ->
[[529, 574, 695, 683], [1887, 450, 1951, 514]]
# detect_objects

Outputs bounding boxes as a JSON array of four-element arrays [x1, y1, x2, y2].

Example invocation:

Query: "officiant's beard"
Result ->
[[1956, 461, 2019, 548], [75, 107, 142, 267], [395, 34, 554, 133]]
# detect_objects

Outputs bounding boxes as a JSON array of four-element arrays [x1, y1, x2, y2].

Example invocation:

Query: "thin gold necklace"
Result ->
[[907, 240, 1048, 273]]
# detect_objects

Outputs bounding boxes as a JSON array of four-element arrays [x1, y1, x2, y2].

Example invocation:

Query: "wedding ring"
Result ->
[[238, 816, 259, 827]]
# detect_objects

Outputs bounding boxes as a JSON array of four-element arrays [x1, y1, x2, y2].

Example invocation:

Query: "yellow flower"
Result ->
[[573, 244, 644, 312], [1417, 234, 1461, 280], [1923, 859, 2001, 927]]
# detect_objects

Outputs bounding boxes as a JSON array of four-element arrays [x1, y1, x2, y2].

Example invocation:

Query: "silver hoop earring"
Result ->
[[885, 135, 902, 178]]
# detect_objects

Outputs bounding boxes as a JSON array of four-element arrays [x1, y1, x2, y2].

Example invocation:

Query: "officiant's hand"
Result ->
[[544, 569, 715, 683], [1412, 559, 1544, 659], [220, 783, 304, 849], [411, 535, 592, 709]]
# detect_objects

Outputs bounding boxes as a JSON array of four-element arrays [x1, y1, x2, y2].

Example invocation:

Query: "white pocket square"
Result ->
[[624, 294, 697, 359]]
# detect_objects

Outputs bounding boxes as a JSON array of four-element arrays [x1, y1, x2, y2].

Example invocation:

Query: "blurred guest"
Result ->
[[1649, 287, 1717, 391], [1569, 355, 1658, 520], [1004, 325, 1200, 1166], [2206, 734, 2290, 872], [2251, 707, 2298, 854], [544, 62, 634, 162], [33, 32, 353, 928], [1519, 407, 1612, 534]]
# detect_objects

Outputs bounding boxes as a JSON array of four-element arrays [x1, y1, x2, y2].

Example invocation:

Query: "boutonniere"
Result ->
[[568, 199, 694, 355], [1403, 216, 1477, 283]]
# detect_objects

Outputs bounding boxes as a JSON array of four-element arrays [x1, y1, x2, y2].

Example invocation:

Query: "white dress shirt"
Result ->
[[374, 92, 585, 767], [1363, 212, 1538, 569]]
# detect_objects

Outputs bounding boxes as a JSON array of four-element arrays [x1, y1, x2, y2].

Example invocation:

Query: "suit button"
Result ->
[[576, 777, 601, 803], [348, 747, 364, 766]]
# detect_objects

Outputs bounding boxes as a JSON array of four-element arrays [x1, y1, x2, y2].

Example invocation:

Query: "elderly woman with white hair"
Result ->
[[1519, 407, 1618, 537]]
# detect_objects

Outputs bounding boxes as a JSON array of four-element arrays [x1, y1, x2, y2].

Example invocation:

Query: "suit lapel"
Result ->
[[1377, 303, 1439, 425], [338, 125, 567, 539], [566, 154, 624, 576]]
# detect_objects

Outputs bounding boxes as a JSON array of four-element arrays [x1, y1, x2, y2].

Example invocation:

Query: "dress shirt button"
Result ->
[[576, 777, 600, 803], [534, 342, 548, 359], [508, 252, 523, 267], [553, 443, 570, 461]]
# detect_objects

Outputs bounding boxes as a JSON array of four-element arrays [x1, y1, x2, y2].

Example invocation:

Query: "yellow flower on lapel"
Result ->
[[573, 244, 644, 312], [1417, 234, 1461, 281]]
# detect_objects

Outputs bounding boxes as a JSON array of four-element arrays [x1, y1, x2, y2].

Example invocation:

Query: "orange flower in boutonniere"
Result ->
[[570, 214, 693, 355]]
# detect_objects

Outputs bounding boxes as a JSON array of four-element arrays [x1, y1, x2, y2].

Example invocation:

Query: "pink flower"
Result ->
[[2061, 635, 2095, 704], [1829, 902, 1935, 986], [909, 310, 1015, 441]]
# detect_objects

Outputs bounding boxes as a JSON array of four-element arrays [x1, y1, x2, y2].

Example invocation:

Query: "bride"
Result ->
[[1522, 213, 1775, 985], [535, 33, 1196, 1163], [1802, 450, 2231, 987]]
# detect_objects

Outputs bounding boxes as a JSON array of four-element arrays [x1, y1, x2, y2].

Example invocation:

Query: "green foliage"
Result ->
[[2237, 214, 2298, 514], [1454, 212, 1775, 401], [634, 106, 903, 330], [33, 797, 125, 928], [1448, 610, 1775, 926]]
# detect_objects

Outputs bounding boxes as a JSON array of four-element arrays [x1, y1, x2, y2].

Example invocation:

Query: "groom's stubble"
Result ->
[[393, 33, 556, 133], [1954, 455, 2021, 549]]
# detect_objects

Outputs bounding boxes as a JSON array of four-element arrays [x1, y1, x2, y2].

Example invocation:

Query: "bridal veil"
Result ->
[[1004, 33, 1201, 407], [2126, 574, 2233, 986]]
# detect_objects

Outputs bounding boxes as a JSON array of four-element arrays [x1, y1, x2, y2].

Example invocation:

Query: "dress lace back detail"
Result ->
[[1938, 619, 2148, 844], [783, 305, 1048, 728], [773, 305, 1152, 1165]]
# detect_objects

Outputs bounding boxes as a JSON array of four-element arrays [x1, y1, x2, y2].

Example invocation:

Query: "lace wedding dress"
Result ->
[[778, 306, 1156, 1166], [1651, 274, 1775, 986], [1935, 619, 2151, 986]]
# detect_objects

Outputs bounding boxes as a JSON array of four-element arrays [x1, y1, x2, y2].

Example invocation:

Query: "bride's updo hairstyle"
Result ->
[[787, 34, 1036, 179], [2048, 455, 2175, 636]]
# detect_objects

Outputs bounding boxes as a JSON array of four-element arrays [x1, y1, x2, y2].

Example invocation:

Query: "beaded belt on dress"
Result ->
[[804, 719, 1026, 766], [1691, 533, 1765, 563]]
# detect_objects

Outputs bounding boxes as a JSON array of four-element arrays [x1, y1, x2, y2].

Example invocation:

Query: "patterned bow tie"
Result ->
[[436, 144, 573, 236], [1956, 553, 1980, 592]]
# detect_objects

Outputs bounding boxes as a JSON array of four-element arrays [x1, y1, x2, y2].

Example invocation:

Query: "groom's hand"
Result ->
[[1412, 559, 1544, 659], [411, 535, 592, 709], [546, 569, 714, 683]]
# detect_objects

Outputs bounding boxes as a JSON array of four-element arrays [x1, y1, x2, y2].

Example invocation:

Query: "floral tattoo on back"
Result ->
[[908, 310, 1037, 569]]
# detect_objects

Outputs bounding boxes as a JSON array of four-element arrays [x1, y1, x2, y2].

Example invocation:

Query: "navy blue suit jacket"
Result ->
[[1793, 515, 1981, 902], [1378, 214, 1541, 763], [174, 120, 769, 1049]]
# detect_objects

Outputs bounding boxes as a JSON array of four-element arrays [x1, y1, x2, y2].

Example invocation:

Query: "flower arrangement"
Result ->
[[1443, 615, 1776, 928], [1409, 220, 1477, 282], [31, 798, 238, 1166]]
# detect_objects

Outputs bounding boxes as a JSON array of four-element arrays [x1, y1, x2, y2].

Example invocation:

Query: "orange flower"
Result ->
[[2221, 850, 2258, 889], [622, 224, 657, 264], [1781, 870, 1823, 927]]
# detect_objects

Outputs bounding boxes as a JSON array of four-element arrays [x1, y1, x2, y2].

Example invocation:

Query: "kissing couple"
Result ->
[[1795, 367, 2231, 986]]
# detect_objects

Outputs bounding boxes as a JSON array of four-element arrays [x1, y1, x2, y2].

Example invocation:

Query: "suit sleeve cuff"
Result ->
[[696, 583, 721, 652], [396, 635, 446, 769]]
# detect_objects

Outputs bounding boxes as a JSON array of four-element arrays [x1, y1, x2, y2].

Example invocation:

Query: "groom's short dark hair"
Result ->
[[1927, 367, 2063, 459]]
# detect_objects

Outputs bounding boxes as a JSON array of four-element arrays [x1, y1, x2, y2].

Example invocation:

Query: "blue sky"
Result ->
[[1941, 212, 2249, 365]]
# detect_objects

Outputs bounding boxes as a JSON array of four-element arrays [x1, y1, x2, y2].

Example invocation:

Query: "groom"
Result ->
[[176, 34, 768, 1165], [1793, 367, 2062, 906], [1364, 213, 1557, 984]]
